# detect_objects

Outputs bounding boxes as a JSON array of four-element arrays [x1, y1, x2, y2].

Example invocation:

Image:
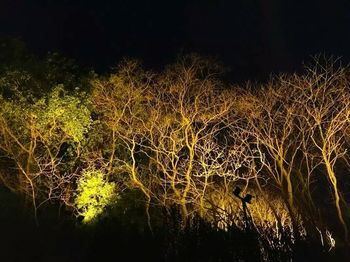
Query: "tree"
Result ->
[[0, 85, 91, 220]]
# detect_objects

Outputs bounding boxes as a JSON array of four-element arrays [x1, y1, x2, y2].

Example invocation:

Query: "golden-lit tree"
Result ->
[[91, 59, 156, 226], [236, 58, 350, 240], [138, 56, 238, 219], [234, 82, 304, 236], [285, 59, 350, 240]]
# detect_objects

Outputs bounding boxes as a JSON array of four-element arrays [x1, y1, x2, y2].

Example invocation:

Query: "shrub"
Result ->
[[75, 169, 117, 224]]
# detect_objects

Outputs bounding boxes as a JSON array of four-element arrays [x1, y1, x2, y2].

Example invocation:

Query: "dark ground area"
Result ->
[[1, 186, 349, 262]]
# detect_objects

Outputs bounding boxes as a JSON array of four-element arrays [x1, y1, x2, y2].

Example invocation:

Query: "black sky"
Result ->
[[1, 0, 350, 82]]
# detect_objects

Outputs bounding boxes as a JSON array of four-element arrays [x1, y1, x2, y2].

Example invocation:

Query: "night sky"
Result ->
[[1, 0, 350, 82]]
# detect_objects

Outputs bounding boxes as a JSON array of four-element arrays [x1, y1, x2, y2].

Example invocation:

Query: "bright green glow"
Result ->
[[75, 169, 117, 224], [35, 85, 91, 142]]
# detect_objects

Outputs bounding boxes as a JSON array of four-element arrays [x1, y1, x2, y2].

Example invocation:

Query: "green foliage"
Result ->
[[75, 169, 118, 224], [34, 85, 92, 143]]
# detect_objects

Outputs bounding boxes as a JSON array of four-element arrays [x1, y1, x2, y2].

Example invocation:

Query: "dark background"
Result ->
[[1, 0, 350, 82]]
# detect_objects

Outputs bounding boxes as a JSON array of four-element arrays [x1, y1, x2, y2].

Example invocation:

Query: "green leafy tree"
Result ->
[[0, 84, 92, 220]]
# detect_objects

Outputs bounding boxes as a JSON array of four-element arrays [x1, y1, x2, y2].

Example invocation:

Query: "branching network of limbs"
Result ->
[[0, 55, 349, 247]]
